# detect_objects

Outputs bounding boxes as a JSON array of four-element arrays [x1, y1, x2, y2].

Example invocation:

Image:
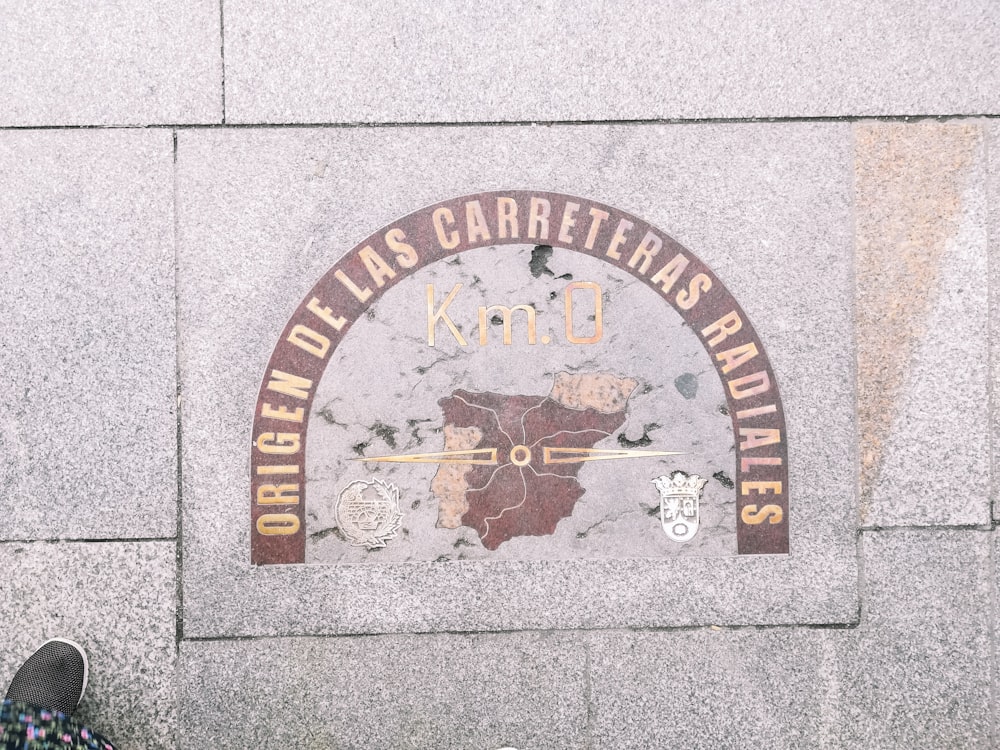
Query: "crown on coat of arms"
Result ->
[[652, 470, 708, 499]]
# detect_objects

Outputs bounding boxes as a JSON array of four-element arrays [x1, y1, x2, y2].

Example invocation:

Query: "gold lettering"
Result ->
[[260, 403, 304, 423], [384, 227, 418, 268], [702, 311, 743, 347], [256, 464, 299, 475], [255, 432, 301, 455], [306, 297, 346, 331], [564, 281, 603, 344], [433, 207, 460, 249], [334, 269, 372, 303], [741, 504, 784, 525], [465, 200, 492, 243], [266, 370, 313, 400], [606, 218, 633, 260], [478, 304, 537, 345], [739, 427, 781, 449], [287, 324, 330, 358], [741, 456, 783, 471], [649, 253, 689, 294], [584, 207, 609, 250], [256, 484, 299, 505], [256, 513, 301, 535], [497, 197, 519, 238], [427, 284, 468, 347], [677, 273, 712, 310], [741, 481, 782, 495], [736, 404, 777, 420], [627, 230, 661, 274], [528, 197, 551, 239], [729, 371, 771, 400], [359, 245, 396, 288], [716, 342, 759, 375], [558, 201, 580, 244]]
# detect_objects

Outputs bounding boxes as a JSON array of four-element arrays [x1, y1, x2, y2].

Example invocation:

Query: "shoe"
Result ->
[[4, 638, 89, 716]]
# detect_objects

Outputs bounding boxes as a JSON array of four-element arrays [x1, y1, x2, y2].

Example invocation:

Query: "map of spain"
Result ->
[[431, 372, 638, 549]]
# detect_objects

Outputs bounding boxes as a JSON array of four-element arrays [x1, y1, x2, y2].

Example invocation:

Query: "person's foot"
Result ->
[[4, 638, 89, 716]]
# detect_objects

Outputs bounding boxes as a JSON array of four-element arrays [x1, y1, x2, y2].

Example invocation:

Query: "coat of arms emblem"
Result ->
[[334, 478, 403, 549], [652, 471, 708, 543]]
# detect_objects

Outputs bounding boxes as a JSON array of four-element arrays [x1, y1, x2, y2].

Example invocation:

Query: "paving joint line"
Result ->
[[583, 641, 594, 750], [180, 619, 862, 644], [988, 528, 999, 748], [1, 114, 1000, 132], [172, 129, 186, 653], [987, 123, 996, 524], [219, 0, 226, 124], [859, 523, 994, 532], [848, 121, 865, 628], [0, 538, 177, 544]]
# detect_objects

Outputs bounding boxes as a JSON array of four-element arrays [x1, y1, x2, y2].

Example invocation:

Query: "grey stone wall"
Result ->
[[0, 2, 997, 748]]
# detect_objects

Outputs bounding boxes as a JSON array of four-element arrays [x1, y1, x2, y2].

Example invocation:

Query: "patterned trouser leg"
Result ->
[[1, 700, 116, 750]]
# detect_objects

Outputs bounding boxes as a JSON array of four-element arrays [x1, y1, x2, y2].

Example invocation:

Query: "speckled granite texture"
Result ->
[[1, 3, 998, 747]]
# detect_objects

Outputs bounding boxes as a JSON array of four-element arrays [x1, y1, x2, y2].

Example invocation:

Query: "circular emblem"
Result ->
[[334, 478, 402, 549]]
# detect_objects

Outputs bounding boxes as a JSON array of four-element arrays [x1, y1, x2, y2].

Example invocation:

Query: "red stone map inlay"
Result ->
[[439, 387, 628, 549]]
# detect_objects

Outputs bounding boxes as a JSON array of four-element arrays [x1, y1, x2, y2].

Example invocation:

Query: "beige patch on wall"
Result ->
[[855, 121, 980, 517]]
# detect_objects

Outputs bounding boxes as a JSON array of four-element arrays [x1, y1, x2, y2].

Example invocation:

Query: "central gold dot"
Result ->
[[509, 445, 532, 466]]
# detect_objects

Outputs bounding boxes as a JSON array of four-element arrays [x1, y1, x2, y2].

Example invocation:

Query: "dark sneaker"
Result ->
[[4, 638, 89, 716]]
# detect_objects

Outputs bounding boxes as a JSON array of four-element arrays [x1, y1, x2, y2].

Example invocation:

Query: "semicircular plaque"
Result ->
[[250, 191, 788, 565]]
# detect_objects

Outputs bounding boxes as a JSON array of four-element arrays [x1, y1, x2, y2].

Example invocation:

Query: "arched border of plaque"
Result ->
[[249, 191, 789, 564]]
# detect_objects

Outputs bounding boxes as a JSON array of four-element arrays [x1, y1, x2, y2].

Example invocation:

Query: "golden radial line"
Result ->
[[452, 393, 516, 449], [518, 397, 549, 444], [542, 447, 685, 464], [529, 428, 610, 450], [483, 464, 529, 543], [355, 448, 498, 465]]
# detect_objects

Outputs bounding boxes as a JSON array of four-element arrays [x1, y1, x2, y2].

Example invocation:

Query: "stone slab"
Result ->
[[176, 122, 857, 637], [224, 1, 1000, 124], [0, 541, 177, 750], [857, 121, 991, 527], [179, 631, 587, 749], [0, 0, 221, 127], [590, 529, 994, 749], [0, 129, 178, 541]]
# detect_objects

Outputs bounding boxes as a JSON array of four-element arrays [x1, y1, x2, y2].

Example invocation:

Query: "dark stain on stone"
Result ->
[[549, 291, 558, 301], [718, 404, 730, 416], [316, 406, 346, 426], [411, 498, 421, 510], [713, 470, 735, 489], [490, 313, 504, 326], [453, 538, 475, 548], [530, 245, 555, 277], [644, 504, 661, 517], [434, 555, 451, 562], [309, 527, 345, 542], [370, 421, 398, 449], [618, 423, 661, 449], [352, 440, 370, 456], [530, 245, 574, 280], [406, 417, 433, 446], [365, 308, 376, 320], [674, 373, 699, 400], [641, 383, 654, 394], [446, 256, 462, 265]]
